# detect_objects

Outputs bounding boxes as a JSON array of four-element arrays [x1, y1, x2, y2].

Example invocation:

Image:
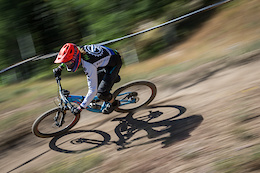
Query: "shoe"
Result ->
[[102, 100, 120, 114]]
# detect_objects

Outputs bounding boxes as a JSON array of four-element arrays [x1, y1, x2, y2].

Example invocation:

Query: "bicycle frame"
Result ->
[[116, 92, 137, 106], [56, 76, 137, 114], [67, 95, 106, 113], [32, 78, 156, 138]]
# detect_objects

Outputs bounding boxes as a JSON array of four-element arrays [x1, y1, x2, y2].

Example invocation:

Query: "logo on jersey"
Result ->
[[84, 45, 103, 57]]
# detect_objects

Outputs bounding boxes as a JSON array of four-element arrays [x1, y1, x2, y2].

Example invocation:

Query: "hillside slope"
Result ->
[[120, 0, 260, 80], [1, 0, 260, 172]]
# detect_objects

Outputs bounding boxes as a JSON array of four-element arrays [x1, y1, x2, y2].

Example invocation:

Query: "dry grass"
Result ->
[[120, 0, 260, 80]]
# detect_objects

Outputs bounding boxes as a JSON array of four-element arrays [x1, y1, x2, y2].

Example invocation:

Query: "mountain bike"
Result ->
[[32, 76, 157, 138]]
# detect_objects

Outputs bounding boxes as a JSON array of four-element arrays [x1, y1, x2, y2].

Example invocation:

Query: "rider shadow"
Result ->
[[112, 105, 203, 150], [49, 105, 203, 153], [49, 130, 111, 154]]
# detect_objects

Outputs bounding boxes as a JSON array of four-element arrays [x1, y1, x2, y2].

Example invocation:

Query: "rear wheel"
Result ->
[[32, 107, 80, 138], [113, 80, 157, 113]]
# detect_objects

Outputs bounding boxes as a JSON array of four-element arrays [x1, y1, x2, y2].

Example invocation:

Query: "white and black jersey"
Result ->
[[79, 44, 119, 109]]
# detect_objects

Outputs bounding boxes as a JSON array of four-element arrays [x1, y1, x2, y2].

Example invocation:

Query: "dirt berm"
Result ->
[[1, 49, 260, 173]]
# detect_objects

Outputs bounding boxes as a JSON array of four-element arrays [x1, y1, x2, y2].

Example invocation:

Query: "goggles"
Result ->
[[65, 60, 75, 69]]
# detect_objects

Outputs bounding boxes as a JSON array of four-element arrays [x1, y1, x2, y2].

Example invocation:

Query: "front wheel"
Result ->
[[32, 107, 80, 138], [113, 80, 157, 113]]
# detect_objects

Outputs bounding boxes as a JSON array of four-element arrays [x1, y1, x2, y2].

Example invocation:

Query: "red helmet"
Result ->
[[54, 43, 81, 72]]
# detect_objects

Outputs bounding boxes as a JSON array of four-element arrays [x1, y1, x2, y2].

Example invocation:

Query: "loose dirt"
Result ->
[[1, 49, 260, 173]]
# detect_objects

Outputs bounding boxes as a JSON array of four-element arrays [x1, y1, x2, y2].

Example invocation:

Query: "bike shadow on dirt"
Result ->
[[49, 129, 111, 154], [49, 104, 203, 153], [112, 105, 203, 150], [8, 129, 111, 172]]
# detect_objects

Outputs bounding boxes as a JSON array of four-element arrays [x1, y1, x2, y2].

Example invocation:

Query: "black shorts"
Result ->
[[97, 54, 122, 100]]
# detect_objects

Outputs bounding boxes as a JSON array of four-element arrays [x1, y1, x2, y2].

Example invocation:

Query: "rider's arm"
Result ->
[[80, 62, 98, 109]]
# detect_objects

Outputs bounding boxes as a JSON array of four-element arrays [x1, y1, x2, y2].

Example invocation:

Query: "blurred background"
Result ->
[[1, 0, 260, 172], [0, 0, 230, 83]]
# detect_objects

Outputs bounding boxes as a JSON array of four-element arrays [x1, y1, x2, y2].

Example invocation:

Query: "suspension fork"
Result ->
[[54, 108, 69, 127], [60, 108, 67, 127], [53, 101, 67, 127]]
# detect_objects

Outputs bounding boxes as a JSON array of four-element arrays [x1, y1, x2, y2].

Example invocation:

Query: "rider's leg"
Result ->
[[97, 68, 106, 87], [97, 54, 122, 114], [97, 90, 119, 114], [97, 54, 122, 99]]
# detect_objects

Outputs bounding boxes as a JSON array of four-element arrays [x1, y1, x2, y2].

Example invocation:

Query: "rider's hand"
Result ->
[[71, 106, 82, 115], [53, 67, 62, 77]]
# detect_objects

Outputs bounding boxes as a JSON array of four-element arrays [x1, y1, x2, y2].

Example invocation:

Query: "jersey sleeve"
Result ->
[[80, 62, 98, 108]]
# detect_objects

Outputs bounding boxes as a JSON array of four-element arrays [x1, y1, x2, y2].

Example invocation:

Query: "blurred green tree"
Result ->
[[0, 0, 215, 82]]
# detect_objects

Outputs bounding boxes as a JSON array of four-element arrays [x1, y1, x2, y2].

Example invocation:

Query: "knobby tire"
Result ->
[[32, 107, 80, 138]]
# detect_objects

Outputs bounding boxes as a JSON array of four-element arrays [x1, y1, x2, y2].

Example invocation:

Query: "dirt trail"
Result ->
[[1, 50, 260, 173]]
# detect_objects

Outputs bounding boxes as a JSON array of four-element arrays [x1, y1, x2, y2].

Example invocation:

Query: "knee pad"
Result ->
[[97, 92, 112, 102], [114, 75, 121, 83]]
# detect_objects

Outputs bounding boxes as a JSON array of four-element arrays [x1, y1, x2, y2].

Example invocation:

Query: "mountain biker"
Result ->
[[53, 43, 122, 114]]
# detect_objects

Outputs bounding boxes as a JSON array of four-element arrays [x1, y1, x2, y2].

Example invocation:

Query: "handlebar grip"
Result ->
[[53, 67, 62, 78]]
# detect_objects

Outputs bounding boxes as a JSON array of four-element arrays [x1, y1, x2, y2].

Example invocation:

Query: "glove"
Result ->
[[53, 67, 62, 77], [71, 106, 82, 115]]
